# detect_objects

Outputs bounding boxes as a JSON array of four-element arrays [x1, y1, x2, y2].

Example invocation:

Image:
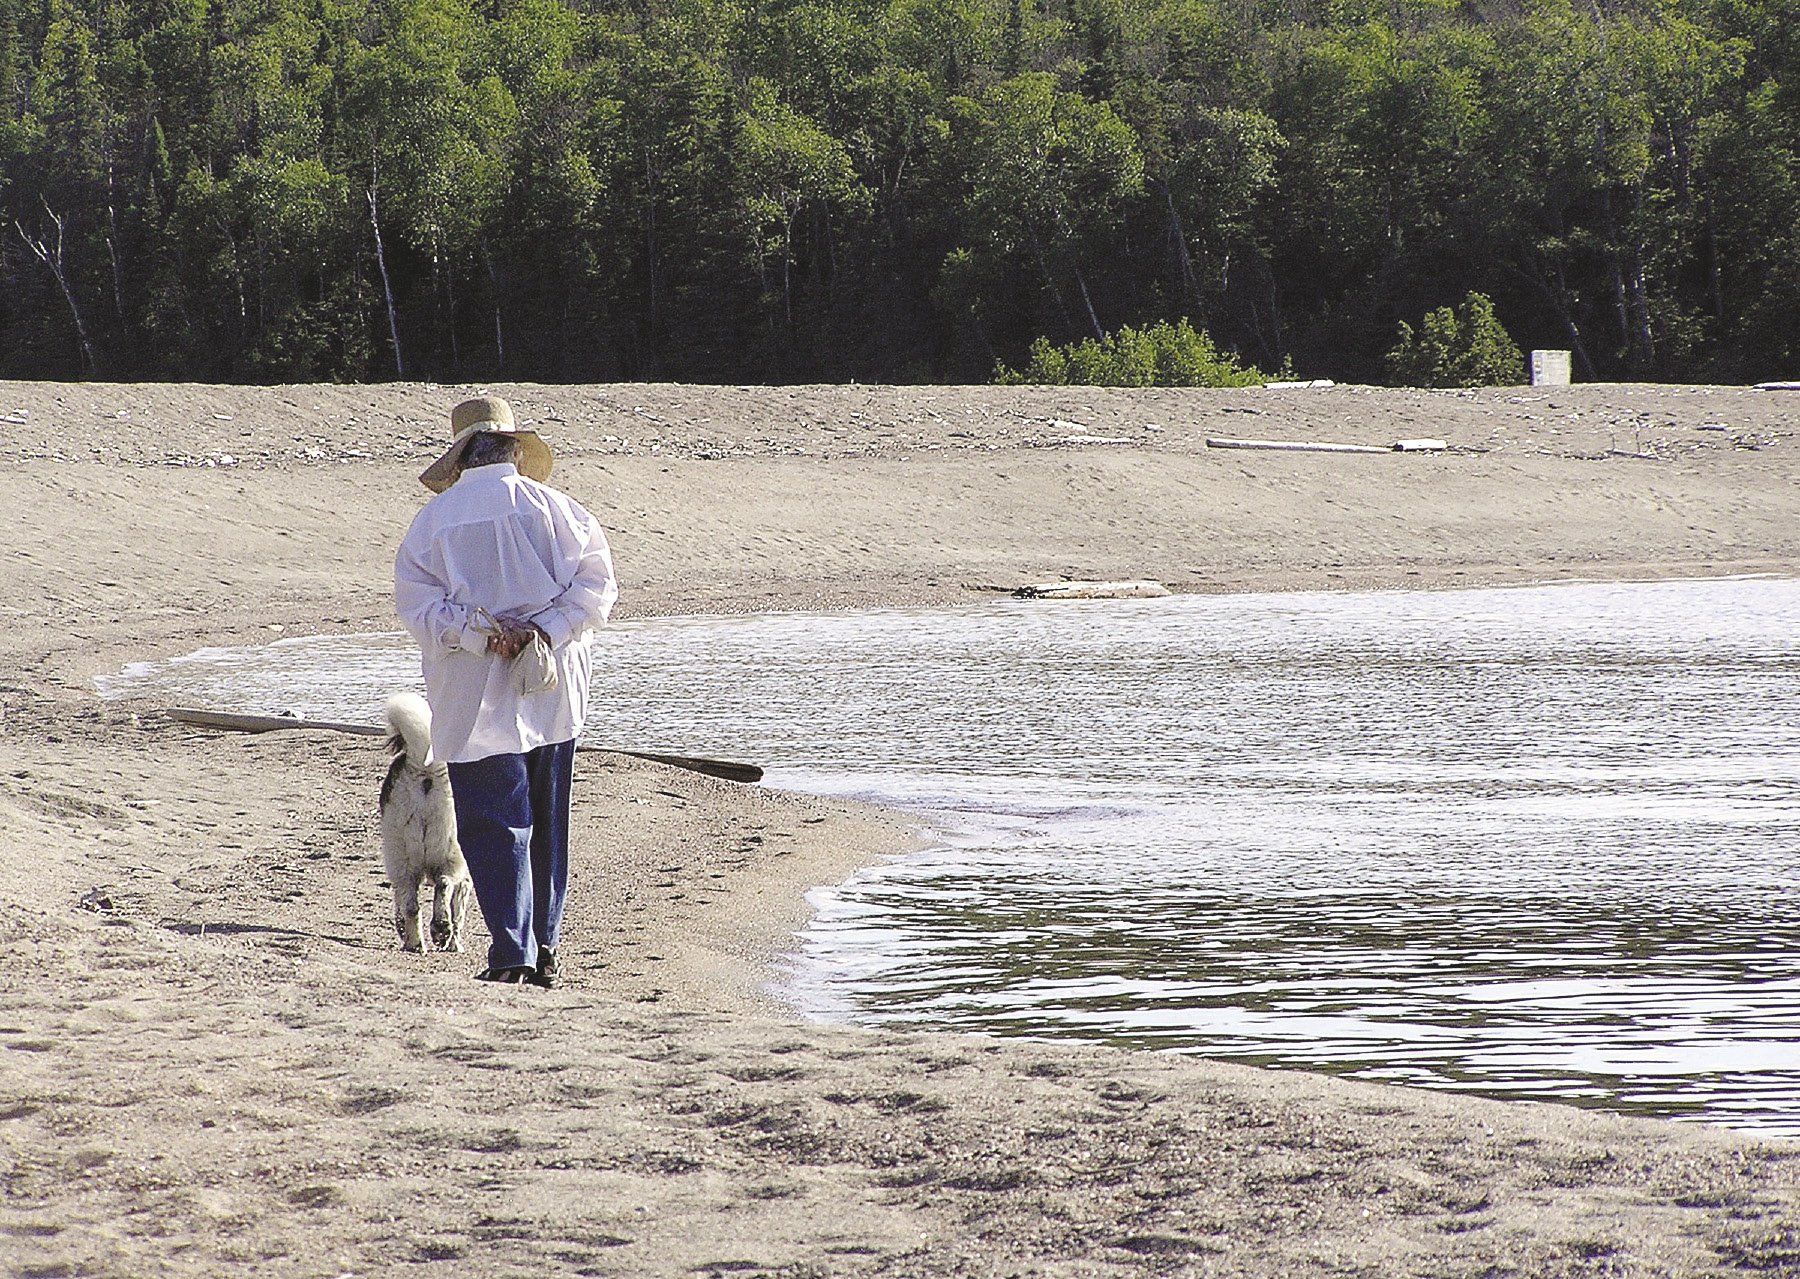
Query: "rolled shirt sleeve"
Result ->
[[395, 543, 492, 656], [526, 506, 618, 649]]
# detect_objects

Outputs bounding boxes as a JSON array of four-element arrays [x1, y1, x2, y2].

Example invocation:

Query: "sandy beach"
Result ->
[[3, 379, 1799, 1277]]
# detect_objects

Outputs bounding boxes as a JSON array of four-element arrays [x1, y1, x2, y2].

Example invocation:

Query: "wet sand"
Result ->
[[2, 380, 1799, 1276]]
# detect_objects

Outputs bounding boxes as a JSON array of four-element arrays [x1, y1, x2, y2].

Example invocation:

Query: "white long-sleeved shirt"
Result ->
[[394, 463, 618, 763]]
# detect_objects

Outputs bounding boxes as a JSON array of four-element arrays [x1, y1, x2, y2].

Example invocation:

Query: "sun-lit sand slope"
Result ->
[[1, 380, 1797, 1276]]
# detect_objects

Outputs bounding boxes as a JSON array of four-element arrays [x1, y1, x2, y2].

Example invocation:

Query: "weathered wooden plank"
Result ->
[[161, 708, 764, 784]]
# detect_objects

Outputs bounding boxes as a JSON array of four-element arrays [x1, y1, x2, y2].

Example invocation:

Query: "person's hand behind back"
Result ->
[[484, 621, 541, 660]]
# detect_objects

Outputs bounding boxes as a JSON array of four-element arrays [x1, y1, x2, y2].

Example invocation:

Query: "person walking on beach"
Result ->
[[394, 395, 618, 987]]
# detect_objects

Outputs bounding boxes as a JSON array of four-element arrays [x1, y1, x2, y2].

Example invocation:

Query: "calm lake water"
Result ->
[[101, 578, 1800, 1135]]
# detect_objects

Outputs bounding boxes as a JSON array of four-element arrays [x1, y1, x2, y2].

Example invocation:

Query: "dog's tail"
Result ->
[[383, 692, 436, 766]]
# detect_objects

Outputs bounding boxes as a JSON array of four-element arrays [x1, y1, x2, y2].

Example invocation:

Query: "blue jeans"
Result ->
[[447, 740, 575, 971]]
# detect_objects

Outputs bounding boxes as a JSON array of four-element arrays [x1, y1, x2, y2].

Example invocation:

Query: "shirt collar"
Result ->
[[456, 462, 519, 486]]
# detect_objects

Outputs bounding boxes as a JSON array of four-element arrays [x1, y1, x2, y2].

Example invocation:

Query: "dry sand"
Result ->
[[2, 379, 1799, 1277]]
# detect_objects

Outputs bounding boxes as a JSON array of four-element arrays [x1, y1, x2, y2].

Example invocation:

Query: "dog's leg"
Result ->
[[393, 878, 425, 952], [429, 874, 456, 951], [444, 875, 473, 953]]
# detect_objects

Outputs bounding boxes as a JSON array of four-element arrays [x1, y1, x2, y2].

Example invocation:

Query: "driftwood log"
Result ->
[[1205, 435, 1446, 454], [1013, 580, 1172, 600], [1206, 436, 1389, 454], [162, 708, 763, 784]]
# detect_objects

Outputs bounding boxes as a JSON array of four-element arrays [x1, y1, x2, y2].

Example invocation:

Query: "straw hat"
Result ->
[[419, 395, 553, 493]]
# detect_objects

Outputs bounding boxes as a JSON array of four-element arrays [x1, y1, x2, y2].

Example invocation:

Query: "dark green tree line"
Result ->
[[1, 0, 1796, 384]]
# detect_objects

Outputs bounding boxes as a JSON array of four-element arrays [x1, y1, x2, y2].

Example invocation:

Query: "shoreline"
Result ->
[[93, 563, 1800, 1025], [4, 381, 1800, 1275]]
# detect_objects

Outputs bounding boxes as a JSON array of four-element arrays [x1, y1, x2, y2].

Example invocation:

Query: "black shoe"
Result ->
[[475, 965, 534, 985], [531, 948, 559, 989]]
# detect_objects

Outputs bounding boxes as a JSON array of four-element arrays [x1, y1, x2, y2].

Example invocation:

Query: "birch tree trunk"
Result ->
[[1072, 260, 1104, 341], [445, 257, 460, 374], [106, 166, 127, 329], [1160, 181, 1204, 315], [482, 243, 505, 370], [368, 182, 405, 379], [1627, 252, 1654, 370], [1029, 229, 1075, 334], [17, 203, 97, 371]]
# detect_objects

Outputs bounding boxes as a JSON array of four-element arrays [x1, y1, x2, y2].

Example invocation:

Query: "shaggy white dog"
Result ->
[[380, 693, 473, 953]]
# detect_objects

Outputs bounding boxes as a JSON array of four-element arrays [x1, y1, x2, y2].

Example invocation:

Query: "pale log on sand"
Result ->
[[1206, 436, 1447, 453], [1014, 580, 1172, 599], [1206, 436, 1390, 454], [161, 707, 764, 784]]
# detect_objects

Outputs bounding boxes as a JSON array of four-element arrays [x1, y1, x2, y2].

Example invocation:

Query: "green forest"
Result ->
[[1, 0, 1796, 384]]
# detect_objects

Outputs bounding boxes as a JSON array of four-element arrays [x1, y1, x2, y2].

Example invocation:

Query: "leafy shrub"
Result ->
[[995, 318, 1264, 387], [1385, 292, 1525, 387]]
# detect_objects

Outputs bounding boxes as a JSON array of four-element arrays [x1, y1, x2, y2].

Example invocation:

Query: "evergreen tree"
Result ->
[[1386, 291, 1524, 387]]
